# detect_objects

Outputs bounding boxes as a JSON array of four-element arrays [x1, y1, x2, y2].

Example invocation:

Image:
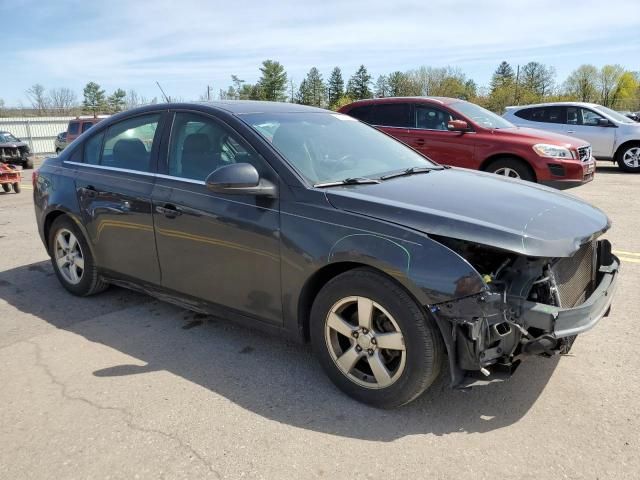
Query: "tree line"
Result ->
[[1, 59, 638, 118]]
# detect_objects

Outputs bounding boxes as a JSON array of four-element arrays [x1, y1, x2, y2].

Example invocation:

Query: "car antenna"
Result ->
[[156, 81, 171, 103]]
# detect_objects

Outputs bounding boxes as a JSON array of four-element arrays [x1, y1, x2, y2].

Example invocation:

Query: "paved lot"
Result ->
[[1, 161, 639, 479]]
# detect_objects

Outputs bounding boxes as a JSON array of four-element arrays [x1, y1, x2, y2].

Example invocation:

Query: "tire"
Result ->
[[616, 143, 640, 173], [1, 184, 9, 193], [484, 157, 534, 182], [12, 182, 20, 193], [310, 268, 444, 408], [55, 148, 61, 155], [48, 215, 108, 296]]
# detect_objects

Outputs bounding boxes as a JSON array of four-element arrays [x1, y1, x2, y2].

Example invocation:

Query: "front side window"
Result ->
[[101, 114, 160, 172], [168, 112, 264, 181], [581, 108, 605, 126], [567, 107, 579, 125], [241, 112, 438, 185], [82, 122, 95, 133], [370, 103, 412, 128], [415, 105, 453, 130]]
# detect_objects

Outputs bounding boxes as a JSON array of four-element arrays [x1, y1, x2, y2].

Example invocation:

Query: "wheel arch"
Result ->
[[480, 153, 537, 181], [43, 209, 94, 258], [615, 139, 640, 160]]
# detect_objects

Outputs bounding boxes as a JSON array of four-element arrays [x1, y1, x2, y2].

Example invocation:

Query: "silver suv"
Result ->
[[504, 102, 640, 172]]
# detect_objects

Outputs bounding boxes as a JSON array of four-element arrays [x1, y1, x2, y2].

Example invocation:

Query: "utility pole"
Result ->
[[207, 85, 211, 101], [514, 64, 520, 104]]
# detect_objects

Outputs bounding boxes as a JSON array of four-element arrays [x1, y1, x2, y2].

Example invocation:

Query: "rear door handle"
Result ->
[[567, 130, 575, 134], [156, 204, 182, 218], [415, 138, 425, 146]]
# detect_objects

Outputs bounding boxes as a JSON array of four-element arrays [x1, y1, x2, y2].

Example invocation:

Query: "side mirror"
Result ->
[[447, 119, 469, 132], [205, 163, 277, 197], [597, 118, 611, 127]]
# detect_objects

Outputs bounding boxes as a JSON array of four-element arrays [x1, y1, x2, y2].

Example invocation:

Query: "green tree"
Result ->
[[611, 71, 640, 110], [598, 64, 625, 107], [375, 75, 389, 97], [303, 67, 326, 107], [347, 65, 372, 100], [563, 65, 599, 102], [487, 61, 517, 112], [490, 61, 515, 92], [108, 88, 127, 113], [257, 60, 288, 101], [327, 67, 345, 107], [519, 62, 555, 101], [82, 81, 107, 115]]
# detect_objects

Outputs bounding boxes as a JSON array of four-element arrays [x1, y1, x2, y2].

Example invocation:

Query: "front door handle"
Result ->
[[567, 130, 575, 134], [415, 138, 425, 146], [156, 204, 182, 218], [80, 185, 97, 197]]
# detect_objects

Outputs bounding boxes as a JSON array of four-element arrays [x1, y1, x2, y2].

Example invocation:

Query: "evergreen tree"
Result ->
[[107, 88, 127, 113], [490, 61, 515, 92], [257, 60, 288, 101], [82, 82, 107, 115], [327, 67, 345, 107], [375, 75, 389, 97], [347, 65, 372, 100], [304, 67, 326, 107]]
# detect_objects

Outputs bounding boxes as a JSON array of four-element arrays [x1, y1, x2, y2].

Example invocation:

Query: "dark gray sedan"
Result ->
[[33, 101, 619, 407]]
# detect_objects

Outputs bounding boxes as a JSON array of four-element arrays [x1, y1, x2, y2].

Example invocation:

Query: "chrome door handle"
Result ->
[[156, 204, 182, 218], [567, 130, 575, 133]]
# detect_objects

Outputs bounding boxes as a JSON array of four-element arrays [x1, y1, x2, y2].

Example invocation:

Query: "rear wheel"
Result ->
[[1, 184, 9, 193], [485, 157, 534, 182], [48, 215, 108, 296], [12, 182, 20, 193], [310, 268, 444, 408], [617, 143, 640, 172]]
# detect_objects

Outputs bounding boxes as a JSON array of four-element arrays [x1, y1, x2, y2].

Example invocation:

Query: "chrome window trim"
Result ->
[[64, 160, 206, 184]]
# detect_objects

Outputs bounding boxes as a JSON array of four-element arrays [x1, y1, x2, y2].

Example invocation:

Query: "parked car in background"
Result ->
[[66, 115, 109, 145], [0, 131, 33, 169], [619, 111, 640, 123], [504, 102, 640, 172], [55, 132, 68, 154], [33, 101, 619, 407], [339, 97, 595, 189]]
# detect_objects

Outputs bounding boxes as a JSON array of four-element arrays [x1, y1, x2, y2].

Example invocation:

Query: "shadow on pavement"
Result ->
[[1, 260, 559, 441]]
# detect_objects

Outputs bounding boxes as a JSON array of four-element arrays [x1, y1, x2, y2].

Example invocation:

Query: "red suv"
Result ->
[[339, 97, 595, 189], [66, 115, 109, 145]]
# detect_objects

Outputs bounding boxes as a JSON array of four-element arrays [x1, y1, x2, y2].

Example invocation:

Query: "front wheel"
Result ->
[[1, 184, 9, 193], [617, 144, 640, 172], [485, 157, 534, 182], [310, 268, 444, 408], [48, 215, 108, 296], [12, 182, 20, 193]]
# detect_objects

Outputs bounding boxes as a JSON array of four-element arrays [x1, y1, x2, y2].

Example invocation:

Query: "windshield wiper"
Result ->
[[313, 177, 381, 188], [380, 166, 434, 180]]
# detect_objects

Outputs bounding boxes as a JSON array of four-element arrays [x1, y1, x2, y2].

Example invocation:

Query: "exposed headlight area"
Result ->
[[533, 143, 576, 159]]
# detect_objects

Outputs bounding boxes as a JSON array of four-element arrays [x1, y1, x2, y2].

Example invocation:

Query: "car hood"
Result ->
[[0, 141, 28, 148], [325, 168, 610, 258], [494, 127, 588, 147]]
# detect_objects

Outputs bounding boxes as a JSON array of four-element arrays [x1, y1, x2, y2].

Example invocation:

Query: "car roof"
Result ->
[[194, 100, 327, 114], [344, 96, 463, 107], [505, 101, 601, 110]]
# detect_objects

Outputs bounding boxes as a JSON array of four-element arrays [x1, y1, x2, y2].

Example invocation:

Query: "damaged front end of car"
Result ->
[[429, 236, 620, 389]]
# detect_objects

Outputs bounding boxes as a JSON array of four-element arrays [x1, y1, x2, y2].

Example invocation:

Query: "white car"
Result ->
[[504, 102, 640, 172]]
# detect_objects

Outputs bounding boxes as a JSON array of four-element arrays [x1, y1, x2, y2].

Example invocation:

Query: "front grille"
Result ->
[[577, 145, 592, 162], [551, 241, 596, 307]]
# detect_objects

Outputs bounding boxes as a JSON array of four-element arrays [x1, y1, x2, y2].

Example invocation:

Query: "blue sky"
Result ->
[[3, 0, 639, 106]]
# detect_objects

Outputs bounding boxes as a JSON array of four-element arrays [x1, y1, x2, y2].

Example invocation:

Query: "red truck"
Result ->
[[339, 97, 595, 189]]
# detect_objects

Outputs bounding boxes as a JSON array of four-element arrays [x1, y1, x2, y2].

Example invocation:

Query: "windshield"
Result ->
[[451, 101, 515, 129], [240, 112, 438, 184], [594, 105, 636, 124], [0, 133, 19, 143]]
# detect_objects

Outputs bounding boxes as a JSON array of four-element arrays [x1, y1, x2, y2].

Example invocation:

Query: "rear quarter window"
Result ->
[[346, 105, 373, 123], [67, 122, 80, 135]]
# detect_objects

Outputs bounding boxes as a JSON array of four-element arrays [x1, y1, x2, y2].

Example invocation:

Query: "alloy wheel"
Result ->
[[324, 296, 406, 389], [622, 147, 640, 169], [494, 167, 521, 178], [54, 229, 85, 285]]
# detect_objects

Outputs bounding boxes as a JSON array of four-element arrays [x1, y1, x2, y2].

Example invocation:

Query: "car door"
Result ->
[[73, 112, 165, 284], [151, 110, 282, 324], [408, 104, 476, 168], [564, 107, 615, 157]]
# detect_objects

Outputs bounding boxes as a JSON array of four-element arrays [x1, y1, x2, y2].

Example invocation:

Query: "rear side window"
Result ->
[[68, 122, 79, 135], [415, 105, 453, 130], [82, 122, 95, 133], [84, 132, 103, 165], [347, 105, 373, 123], [370, 103, 412, 128], [101, 114, 160, 172], [516, 107, 564, 124]]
